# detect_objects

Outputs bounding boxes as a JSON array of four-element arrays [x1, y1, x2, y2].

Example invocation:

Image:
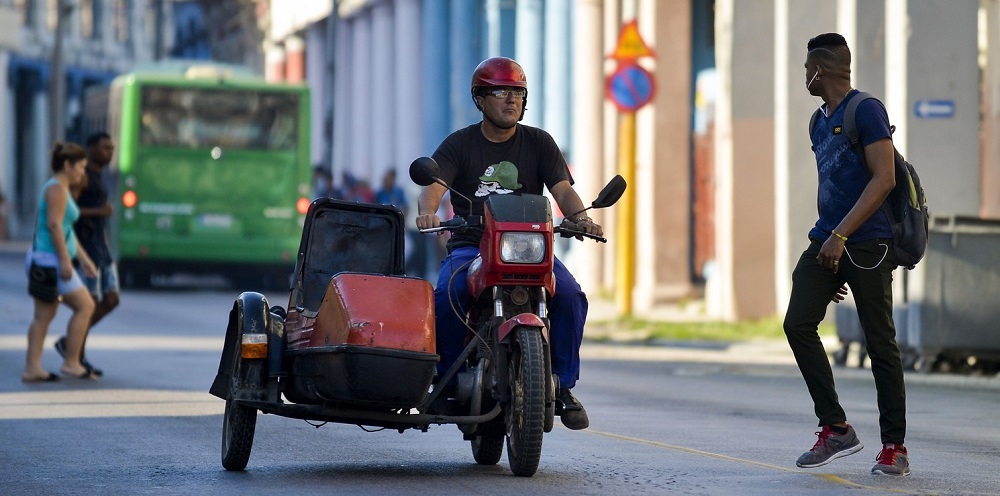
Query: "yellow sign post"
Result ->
[[606, 20, 654, 316]]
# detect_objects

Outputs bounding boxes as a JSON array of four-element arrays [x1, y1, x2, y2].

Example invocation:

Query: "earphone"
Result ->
[[843, 243, 889, 270]]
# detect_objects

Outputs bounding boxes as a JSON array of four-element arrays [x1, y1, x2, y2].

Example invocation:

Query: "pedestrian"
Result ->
[[785, 33, 909, 476], [312, 165, 336, 199], [23, 142, 98, 382], [414, 57, 602, 430], [55, 132, 119, 377], [374, 168, 409, 215]]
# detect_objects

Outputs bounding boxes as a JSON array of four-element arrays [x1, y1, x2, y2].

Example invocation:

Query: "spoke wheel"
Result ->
[[505, 328, 545, 477]]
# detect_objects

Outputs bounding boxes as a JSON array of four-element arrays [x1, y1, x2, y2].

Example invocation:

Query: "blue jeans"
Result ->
[[435, 246, 588, 389]]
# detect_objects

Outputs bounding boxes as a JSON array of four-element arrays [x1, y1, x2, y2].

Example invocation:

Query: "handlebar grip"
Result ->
[[555, 225, 607, 243], [440, 217, 466, 228], [419, 216, 466, 234]]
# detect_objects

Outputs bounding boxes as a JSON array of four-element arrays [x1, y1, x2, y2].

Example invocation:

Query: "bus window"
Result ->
[[139, 87, 299, 150]]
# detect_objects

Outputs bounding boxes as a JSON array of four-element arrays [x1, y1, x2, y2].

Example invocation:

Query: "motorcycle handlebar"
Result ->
[[555, 225, 607, 243], [418, 216, 467, 234], [420, 217, 607, 243]]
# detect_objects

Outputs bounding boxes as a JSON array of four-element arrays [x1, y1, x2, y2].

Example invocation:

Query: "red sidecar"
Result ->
[[210, 199, 499, 472]]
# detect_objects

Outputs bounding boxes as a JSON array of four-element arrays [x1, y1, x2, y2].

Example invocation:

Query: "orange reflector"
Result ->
[[123, 190, 137, 208], [296, 197, 310, 215], [241, 333, 268, 359]]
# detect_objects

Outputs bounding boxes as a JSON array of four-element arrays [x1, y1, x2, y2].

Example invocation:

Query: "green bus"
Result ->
[[104, 63, 311, 288]]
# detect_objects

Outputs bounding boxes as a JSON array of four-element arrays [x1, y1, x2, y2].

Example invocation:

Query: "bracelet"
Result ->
[[832, 230, 848, 242], [573, 215, 593, 223]]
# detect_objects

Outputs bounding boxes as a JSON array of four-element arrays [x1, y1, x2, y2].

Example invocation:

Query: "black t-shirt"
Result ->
[[432, 123, 572, 250], [73, 166, 112, 266]]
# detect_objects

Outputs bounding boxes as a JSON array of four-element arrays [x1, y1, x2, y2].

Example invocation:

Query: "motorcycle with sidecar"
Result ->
[[209, 157, 625, 477]]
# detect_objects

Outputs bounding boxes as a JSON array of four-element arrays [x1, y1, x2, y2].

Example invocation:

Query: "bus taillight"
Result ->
[[296, 197, 310, 215], [123, 190, 138, 208]]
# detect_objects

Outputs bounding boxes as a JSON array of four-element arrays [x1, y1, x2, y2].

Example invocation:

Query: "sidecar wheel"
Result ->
[[471, 417, 505, 465], [505, 328, 545, 477], [221, 397, 257, 471]]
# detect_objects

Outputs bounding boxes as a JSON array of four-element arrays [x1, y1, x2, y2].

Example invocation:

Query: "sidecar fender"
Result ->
[[209, 292, 270, 400], [497, 313, 548, 344]]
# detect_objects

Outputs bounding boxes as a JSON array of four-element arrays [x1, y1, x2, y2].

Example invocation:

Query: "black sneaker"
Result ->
[[555, 388, 589, 430], [54, 337, 103, 377], [872, 443, 910, 476], [796, 424, 864, 468]]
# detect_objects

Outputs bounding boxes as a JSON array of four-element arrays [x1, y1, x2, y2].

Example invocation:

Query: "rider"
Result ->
[[415, 57, 603, 431]]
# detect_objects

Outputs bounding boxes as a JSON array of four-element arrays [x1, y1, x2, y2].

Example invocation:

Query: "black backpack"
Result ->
[[809, 92, 930, 270]]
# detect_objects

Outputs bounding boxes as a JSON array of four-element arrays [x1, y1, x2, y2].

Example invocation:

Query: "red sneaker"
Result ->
[[872, 443, 910, 476]]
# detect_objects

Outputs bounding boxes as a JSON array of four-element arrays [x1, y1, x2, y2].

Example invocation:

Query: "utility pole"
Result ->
[[154, 0, 165, 60], [49, 0, 75, 143]]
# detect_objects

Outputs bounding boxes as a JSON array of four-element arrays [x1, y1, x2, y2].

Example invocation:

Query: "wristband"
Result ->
[[574, 215, 593, 223], [832, 230, 848, 242]]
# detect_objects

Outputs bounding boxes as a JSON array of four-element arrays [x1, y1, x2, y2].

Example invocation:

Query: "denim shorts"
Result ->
[[25, 250, 85, 296], [78, 261, 120, 296]]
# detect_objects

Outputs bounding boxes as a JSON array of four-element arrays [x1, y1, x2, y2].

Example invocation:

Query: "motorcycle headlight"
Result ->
[[500, 232, 545, 264]]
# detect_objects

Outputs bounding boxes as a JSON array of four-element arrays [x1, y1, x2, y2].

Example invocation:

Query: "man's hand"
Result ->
[[561, 216, 604, 240], [817, 236, 845, 273], [832, 284, 849, 304], [415, 213, 441, 231]]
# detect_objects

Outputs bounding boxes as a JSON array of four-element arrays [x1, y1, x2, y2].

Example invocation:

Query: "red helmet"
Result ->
[[470, 57, 528, 119], [471, 57, 527, 92]]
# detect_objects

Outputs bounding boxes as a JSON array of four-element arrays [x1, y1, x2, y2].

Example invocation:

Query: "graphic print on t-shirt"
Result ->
[[475, 161, 523, 197]]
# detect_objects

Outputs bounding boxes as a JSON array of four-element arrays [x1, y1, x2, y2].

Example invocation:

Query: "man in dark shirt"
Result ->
[[415, 57, 602, 430], [785, 33, 909, 476], [56, 132, 119, 377]]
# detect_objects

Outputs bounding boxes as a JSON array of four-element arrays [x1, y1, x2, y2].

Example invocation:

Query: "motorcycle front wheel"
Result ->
[[505, 327, 546, 477]]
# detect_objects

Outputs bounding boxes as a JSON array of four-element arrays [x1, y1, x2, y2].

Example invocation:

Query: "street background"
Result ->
[[2, 248, 998, 495]]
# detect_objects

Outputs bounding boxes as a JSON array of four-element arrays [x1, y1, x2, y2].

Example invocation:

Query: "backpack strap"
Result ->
[[808, 108, 822, 151], [842, 91, 899, 224], [841, 91, 877, 155]]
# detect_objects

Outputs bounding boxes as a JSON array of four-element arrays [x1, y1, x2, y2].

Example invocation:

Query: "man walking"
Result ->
[[57, 132, 119, 376], [785, 33, 910, 476]]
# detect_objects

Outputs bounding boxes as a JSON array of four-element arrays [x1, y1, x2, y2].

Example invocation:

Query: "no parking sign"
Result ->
[[606, 64, 655, 112], [606, 20, 655, 113]]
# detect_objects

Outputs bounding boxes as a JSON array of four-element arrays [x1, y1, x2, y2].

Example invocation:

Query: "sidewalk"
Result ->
[[0, 240, 29, 255]]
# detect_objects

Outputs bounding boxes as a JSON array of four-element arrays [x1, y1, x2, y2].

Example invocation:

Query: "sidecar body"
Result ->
[[210, 199, 439, 425]]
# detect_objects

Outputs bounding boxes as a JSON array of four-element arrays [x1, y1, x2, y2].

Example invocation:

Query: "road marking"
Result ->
[[588, 429, 915, 494], [0, 335, 224, 351], [0, 389, 223, 419]]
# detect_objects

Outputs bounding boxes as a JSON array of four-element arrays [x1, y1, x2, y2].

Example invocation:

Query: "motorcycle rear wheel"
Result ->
[[505, 327, 546, 477], [471, 417, 505, 465]]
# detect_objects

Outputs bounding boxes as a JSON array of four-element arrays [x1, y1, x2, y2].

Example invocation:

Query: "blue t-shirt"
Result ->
[[808, 90, 893, 242]]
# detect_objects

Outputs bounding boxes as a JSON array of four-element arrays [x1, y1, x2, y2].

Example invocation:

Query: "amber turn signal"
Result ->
[[241, 333, 268, 359]]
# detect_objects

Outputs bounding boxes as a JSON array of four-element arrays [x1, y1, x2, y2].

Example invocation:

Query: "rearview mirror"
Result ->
[[591, 175, 627, 209], [409, 157, 441, 187]]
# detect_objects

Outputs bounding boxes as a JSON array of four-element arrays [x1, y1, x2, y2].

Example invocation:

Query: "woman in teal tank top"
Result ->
[[23, 142, 99, 382]]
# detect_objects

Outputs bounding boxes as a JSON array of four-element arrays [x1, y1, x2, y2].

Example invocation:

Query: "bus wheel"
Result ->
[[122, 266, 152, 289]]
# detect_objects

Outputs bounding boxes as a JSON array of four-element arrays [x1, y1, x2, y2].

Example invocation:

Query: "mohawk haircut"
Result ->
[[807, 33, 851, 68]]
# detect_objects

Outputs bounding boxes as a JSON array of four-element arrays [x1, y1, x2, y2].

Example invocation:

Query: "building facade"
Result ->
[[0, 0, 177, 240]]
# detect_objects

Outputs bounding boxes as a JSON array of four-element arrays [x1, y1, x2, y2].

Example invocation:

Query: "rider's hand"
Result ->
[[415, 213, 441, 230], [561, 216, 603, 240], [576, 218, 603, 237]]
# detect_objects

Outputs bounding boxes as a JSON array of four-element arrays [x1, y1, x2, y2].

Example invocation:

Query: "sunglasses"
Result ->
[[486, 88, 527, 99]]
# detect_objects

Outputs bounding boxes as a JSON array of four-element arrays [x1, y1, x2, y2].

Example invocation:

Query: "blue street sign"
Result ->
[[914, 100, 955, 119], [606, 64, 655, 112]]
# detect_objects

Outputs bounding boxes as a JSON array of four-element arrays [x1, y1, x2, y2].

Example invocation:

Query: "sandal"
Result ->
[[61, 367, 98, 380], [22, 372, 60, 383]]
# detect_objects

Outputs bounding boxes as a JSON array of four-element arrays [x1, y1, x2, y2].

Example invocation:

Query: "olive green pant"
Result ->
[[783, 237, 906, 445]]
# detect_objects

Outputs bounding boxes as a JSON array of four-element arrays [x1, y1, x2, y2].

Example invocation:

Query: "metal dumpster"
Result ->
[[903, 215, 1000, 372]]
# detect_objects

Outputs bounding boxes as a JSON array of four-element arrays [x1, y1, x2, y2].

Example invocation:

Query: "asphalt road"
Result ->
[[1, 251, 998, 495]]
